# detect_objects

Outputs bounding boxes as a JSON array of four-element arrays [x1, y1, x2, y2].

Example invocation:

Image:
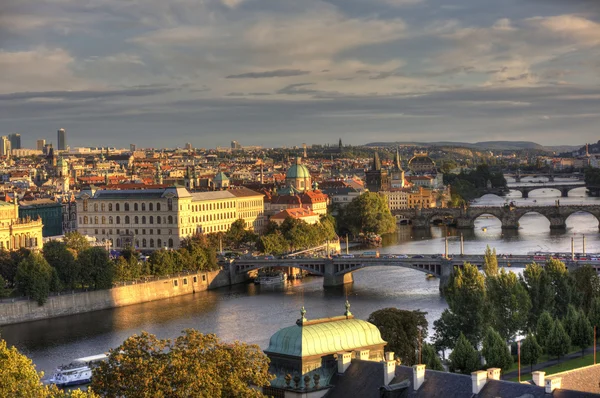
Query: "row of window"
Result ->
[[189, 201, 236, 212], [185, 212, 235, 224], [80, 215, 174, 225], [94, 228, 169, 236], [83, 200, 173, 212]]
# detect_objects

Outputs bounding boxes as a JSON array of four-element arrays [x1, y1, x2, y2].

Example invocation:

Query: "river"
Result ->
[[2, 177, 600, 377]]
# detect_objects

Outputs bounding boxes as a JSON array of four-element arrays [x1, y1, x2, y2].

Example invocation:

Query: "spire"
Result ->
[[296, 306, 307, 326], [372, 152, 381, 171], [393, 147, 403, 171], [344, 300, 352, 318]]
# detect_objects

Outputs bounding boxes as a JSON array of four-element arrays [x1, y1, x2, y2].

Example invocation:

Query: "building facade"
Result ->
[[57, 128, 67, 151], [19, 199, 63, 237], [365, 152, 390, 192], [0, 199, 43, 251], [8, 134, 21, 150]]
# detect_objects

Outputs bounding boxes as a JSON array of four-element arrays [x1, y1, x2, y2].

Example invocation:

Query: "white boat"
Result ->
[[48, 354, 107, 387], [257, 273, 287, 285]]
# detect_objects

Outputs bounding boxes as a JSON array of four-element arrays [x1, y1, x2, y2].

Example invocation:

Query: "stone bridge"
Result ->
[[393, 204, 600, 230], [230, 255, 591, 291], [504, 172, 583, 183], [506, 183, 585, 198]]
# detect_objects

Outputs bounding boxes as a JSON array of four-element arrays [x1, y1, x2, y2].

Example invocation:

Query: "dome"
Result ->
[[286, 164, 310, 180], [408, 154, 435, 172], [214, 172, 229, 182], [265, 318, 386, 358]]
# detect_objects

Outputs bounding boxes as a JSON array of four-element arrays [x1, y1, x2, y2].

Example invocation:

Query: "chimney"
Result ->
[[354, 349, 370, 361], [471, 370, 487, 394], [337, 352, 352, 374], [545, 377, 562, 393], [413, 364, 426, 391], [487, 368, 501, 381], [532, 371, 545, 387], [384, 352, 396, 385]]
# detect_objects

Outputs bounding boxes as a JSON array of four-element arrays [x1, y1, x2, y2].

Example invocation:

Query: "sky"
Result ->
[[1, 0, 600, 149]]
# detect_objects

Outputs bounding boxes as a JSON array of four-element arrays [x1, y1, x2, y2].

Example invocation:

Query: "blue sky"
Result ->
[[1, 0, 600, 148]]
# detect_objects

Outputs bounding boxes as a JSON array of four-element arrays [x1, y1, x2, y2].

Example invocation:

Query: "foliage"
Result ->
[[444, 263, 487, 345], [338, 192, 396, 235], [433, 309, 461, 354], [91, 330, 272, 398], [483, 245, 498, 277], [257, 216, 337, 255], [78, 247, 115, 290], [43, 241, 80, 290], [449, 333, 480, 375], [225, 219, 257, 248], [367, 308, 428, 366], [15, 252, 53, 305], [520, 263, 554, 329], [63, 231, 90, 255], [0, 249, 17, 287], [486, 268, 531, 341], [444, 165, 506, 204], [563, 305, 579, 342], [545, 259, 573, 318], [546, 319, 571, 360], [520, 333, 542, 373], [536, 311, 554, 350], [257, 231, 289, 255], [571, 265, 600, 314], [481, 327, 512, 371], [588, 297, 600, 329], [180, 234, 219, 272], [148, 249, 184, 276], [422, 343, 444, 371], [572, 310, 593, 357]]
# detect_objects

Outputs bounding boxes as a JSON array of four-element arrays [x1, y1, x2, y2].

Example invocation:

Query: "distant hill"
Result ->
[[364, 141, 581, 152]]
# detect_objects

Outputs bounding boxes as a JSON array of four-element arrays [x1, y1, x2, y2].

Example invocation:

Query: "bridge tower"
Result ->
[[515, 169, 521, 183]]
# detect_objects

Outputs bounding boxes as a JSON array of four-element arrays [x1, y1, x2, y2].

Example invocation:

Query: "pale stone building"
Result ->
[[0, 198, 43, 251]]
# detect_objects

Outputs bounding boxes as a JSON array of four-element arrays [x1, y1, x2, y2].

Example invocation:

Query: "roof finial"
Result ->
[[296, 306, 307, 326], [344, 299, 352, 318]]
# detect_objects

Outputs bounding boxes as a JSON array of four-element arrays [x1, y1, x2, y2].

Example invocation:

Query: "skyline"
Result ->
[[2, 0, 600, 148]]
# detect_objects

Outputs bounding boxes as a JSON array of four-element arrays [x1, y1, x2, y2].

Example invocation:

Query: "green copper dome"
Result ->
[[214, 171, 229, 181], [286, 163, 310, 180], [265, 318, 386, 358]]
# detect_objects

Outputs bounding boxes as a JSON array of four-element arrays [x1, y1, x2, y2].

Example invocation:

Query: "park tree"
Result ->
[[571, 265, 600, 314], [15, 252, 53, 305], [521, 263, 554, 329], [257, 231, 289, 255], [148, 249, 180, 276], [536, 311, 554, 350], [422, 343, 444, 371], [572, 310, 593, 357], [0, 275, 9, 297], [486, 268, 531, 341], [520, 333, 543, 373], [483, 245, 498, 277], [0, 249, 17, 287], [444, 263, 487, 345], [449, 333, 479, 375], [63, 231, 90, 256], [588, 297, 600, 330], [78, 247, 114, 290], [367, 308, 428, 366], [546, 319, 571, 361], [545, 259, 573, 318], [481, 327, 512, 371], [340, 192, 396, 235], [43, 241, 80, 289], [91, 330, 272, 398], [433, 309, 460, 355], [563, 305, 579, 342]]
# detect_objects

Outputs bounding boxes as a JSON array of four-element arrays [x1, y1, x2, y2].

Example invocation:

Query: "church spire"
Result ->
[[393, 147, 403, 171], [372, 152, 381, 171]]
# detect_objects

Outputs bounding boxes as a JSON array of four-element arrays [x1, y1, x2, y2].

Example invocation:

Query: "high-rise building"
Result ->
[[37, 139, 46, 151], [8, 134, 21, 150], [185, 142, 193, 150], [57, 128, 67, 151], [130, 144, 136, 152], [0, 136, 11, 156], [231, 140, 241, 150]]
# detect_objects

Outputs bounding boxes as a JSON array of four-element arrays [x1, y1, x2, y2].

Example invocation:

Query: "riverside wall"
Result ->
[[0, 267, 240, 326]]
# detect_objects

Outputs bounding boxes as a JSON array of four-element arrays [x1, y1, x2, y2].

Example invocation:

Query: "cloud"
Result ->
[[226, 69, 310, 78], [0, 87, 176, 101], [221, 0, 245, 8]]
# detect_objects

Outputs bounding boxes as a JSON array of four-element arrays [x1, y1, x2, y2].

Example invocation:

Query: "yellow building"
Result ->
[[77, 186, 265, 251], [382, 187, 436, 210], [0, 199, 43, 251]]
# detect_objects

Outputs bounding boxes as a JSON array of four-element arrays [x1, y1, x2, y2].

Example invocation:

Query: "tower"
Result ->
[[57, 128, 67, 151], [8, 134, 21, 150], [390, 147, 405, 188], [339, 138, 342, 150], [365, 152, 390, 192]]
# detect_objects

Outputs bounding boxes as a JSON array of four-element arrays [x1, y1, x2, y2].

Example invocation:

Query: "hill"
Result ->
[[364, 141, 581, 152]]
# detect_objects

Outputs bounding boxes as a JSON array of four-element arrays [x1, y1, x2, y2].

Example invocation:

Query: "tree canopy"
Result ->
[[449, 333, 479, 375], [481, 327, 512, 371], [338, 192, 396, 235]]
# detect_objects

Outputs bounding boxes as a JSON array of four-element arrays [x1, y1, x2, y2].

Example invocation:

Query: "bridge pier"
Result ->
[[411, 217, 430, 229], [501, 217, 520, 230], [455, 217, 475, 229], [521, 190, 529, 198], [322, 261, 354, 287], [561, 188, 569, 197], [549, 217, 567, 230], [549, 175, 555, 182]]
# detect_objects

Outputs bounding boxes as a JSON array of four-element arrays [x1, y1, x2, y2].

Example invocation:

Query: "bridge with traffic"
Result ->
[[229, 253, 598, 291], [487, 182, 586, 198]]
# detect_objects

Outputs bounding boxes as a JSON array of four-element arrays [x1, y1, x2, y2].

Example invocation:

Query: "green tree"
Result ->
[[43, 241, 80, 289], [546, 319, 571, 361], [444, 263, 487, 345], [340, 192, 396, 235], [486, 268, 531, 341], [91, 330, 272, 398], [572, 310, 593, 357], [0, 275, 9, 297], [449, 333, 479, 375], [15, 252, 53, 305], [63, 231, 90, 255], [0, 249, 17, 287], [257, 231, 289, 255], [78, 247, 114, 290], [520, 262, 554, 329], [520, 333, 542, 373], [483, 245, 498, 277], [571, 265, 600, 314], [422, 343, 444, 371], [481, 327, 512, 371], [563, 305, 579, 342], [148, 249, 181, 276], [545, 259, 572, 318], [433, 309, 461, 355], [588, 297, 600, 330], [367, 308, 428, 366], [536, 311, 554, 350]]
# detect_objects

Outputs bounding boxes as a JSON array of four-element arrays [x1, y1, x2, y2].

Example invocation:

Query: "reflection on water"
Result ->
[[2, 181, 600, 376]]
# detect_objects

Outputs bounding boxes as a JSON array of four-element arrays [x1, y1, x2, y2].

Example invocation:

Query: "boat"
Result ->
[[256, 272, 287, 285], [426, 274, 436, 280], [482, 227, 487, 232], [47, 354, 107, 387]]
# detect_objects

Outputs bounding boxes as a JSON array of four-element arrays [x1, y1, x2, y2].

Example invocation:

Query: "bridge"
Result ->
[[393, 204, 600, 230], [230, 254, 595, 291], [504, 171, 583, 183], [493, 183, 587, 198]]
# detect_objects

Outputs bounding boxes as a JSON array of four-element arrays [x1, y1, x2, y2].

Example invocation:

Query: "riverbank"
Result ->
[[0, 268, 237, 326]]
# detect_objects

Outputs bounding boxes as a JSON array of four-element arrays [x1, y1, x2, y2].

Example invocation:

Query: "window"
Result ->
[[134, 216, 139, 224], [116, 203, 120, 211], [83, 199, 88, 211], [109, 216, 113, 224], [168, 215, 173, 224], [125, 203, 130, 211], [150, 239, 154, 248], [149, 216, 153, 224], [173, 279, 178, 287], [168, 198, 173, 211], [157, 238, 162, 248], [149, 203, 153, 211], [183, 278, 188, 285], [136, 240, 140, 248], [157, 203, 161, 211], [142, 239, 147, 248], [142, 229, 146, 234], [193, 276, 197, 283], [157, 229, 161, 235], [135, 229, 139, 235], [109, 203, 113, 211], [102, 229, 106, 235], [94, 216, 98, 224], [142, 203, 146, 211], [202, 275, 206, 282], [116, 216, 121, 224], [109, 229, 113, 234], [95, 229, 98, 234], [157, 217, 161, 224], [134, 203, 138, 211], [102, 216, 106, 224], [117, 229, 120, 234], [94, 203, 98, 211], [125, 216, 130, 224], [142, 216, 146, 224], [168, 238, 174, 248], [149, 229, 153, 235], [83, 216, 88, 224]]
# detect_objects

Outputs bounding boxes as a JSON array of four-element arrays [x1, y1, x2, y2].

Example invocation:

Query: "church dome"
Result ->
[[265, 318, 386, 358], [408, 153, 435, 173], [286, 163, 310, 180]]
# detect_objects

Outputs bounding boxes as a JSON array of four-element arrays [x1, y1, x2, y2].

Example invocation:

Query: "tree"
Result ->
[[91, 330, 272, 397], [257, 231, 289, 255], [449, 333, 479, 375], [572, 310, 593, 357], [563, 305, 579, 342], [433, 309, 461, 355], [15, 252, 53, 305], [63, 232, 90, 255], [546, 319, 571, 361], [367, 308, 428, 366], [486, 268, 531, 341], [78, 247, 114, 290], [444, 263, 487, 345], [483, 245, 498, 277], [422, 343, 444, 371], [43, 241, 80, 289], [0, 249, 17, 287], [0, 275, 8, 297], [536, 311, 554, 350], [521, 262, 554, 329], [571, 265, 600, 314], [588, 297, 600, 330], [545, 259, 573, 318], [340, 192, 396, 235], [481, 327, 512, 371], [520, 333, 542, 373]]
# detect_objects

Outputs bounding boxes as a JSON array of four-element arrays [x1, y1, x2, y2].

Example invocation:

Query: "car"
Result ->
[[412, 255, 424, 259], [264, 255, 275, 260], [396, 254, 409, 259]]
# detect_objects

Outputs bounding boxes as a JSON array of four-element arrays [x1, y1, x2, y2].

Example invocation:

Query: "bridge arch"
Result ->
[[233, 262, 325, 276], [563, 209, 600, 229], [425, 211, 457, 226], [515, 210, 551, 229]]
